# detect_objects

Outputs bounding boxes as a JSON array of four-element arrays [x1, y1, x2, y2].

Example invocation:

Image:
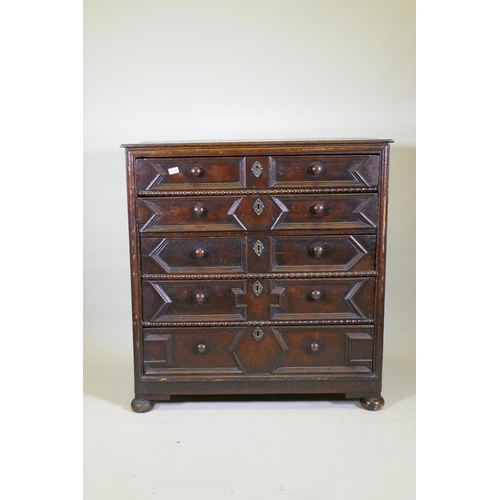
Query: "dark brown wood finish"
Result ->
[[269, 154, 381, 188], [141, 236, 247, 274], [123, 139, 392, 411], [137, 193, 379, 233], [269, 234, 376, 272], [135, 156, 247, 191]]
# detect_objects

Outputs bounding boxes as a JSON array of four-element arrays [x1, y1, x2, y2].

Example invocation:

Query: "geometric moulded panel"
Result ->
[[142, 280, 248, 323], [344, 331, 373, 371], [271, 326, 374, 374], [141, 237, 246, 274], [143, 328, 244, 375]]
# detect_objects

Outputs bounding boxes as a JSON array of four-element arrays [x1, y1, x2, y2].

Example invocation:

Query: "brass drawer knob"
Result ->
[[311, 203, 325, 215], [310, 342, 320, 352], [197, 343, 207, 353], [190, 165, 203, 177], [310, 290, 322, 301], [194, 291, 207, 304], [192, 205, 205, 216], [308, 163, 324, 176], [310, 245, 324, 258], [193, 247, 206, 258]]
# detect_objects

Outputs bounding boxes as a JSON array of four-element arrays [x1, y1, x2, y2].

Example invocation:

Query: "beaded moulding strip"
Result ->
[[138, 187, 378, 197], [142, 271, 377, 280], [142, 319, 375, 327]]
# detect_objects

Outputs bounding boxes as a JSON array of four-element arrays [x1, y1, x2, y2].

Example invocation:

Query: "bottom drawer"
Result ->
[[142, 326, 374, 376]]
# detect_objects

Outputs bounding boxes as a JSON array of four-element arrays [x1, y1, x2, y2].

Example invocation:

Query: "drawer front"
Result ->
[[142, 280, 248, 323], [138, 194, 378, 233], [137, 196, 243, 233], [141, 237, 247, 274], [271, 194, 378, 230], [143, 328, 244, 375], [269, 234, 376, 272], [140, 235, 375, 276], [272, 326, 374, 374], [135, 157, 246, 191], [269, 278, 375, 321], [142, 326, 373, 376], [269, 155, 380, 188]]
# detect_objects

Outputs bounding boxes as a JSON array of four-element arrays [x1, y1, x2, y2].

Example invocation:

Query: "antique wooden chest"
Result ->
[[122, 140, 392, 412]]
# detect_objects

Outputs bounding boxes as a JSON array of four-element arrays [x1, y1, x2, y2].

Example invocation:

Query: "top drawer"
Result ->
[[269, 155, 380, 188], [135, 157, 246, 191], [134, 154, 381, 192]]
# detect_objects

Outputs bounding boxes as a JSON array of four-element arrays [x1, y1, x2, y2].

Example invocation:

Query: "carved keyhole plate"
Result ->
[[253, 240, 265, 257], [252, 280, 264, 296], [251, 161, 263, 178], [252, 327, 264, 341], [253, 198, 265, 216]]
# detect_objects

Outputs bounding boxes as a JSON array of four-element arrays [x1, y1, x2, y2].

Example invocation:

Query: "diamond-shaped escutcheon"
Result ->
[[230, 327, 289, 374], [227, 195, 288, 230]]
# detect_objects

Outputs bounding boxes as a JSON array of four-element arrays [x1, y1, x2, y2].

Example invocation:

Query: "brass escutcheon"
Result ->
[[253, 198, 265, 216], [253, 240, 265, 257], [252, 327, 264, 341], [252, 280, 264, 296], [251, 161, 263, 178]]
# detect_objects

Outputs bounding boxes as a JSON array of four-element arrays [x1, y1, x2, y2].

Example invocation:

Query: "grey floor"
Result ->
[[84, 342, 415, 499]]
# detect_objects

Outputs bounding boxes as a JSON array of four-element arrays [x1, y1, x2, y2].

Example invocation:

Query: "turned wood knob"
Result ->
[[310, 290, 322, 301], [190, 165, 203, 177], [193, 247, 206, 258], [309, 163, 324, 175], [197, 343, 207, 353], [311, 203, 325, 215], [192, 205, 205, 216], [310, 342, 320, 352], [311, 245, 324, 257], [194, 291, 206, 304]]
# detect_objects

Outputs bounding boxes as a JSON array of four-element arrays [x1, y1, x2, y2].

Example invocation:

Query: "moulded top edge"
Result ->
[[120, 139, 394, 149]]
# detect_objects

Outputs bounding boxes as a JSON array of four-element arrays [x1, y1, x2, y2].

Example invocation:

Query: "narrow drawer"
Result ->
[[142, 280, 248, 323], [271, 194, 378, 230], [143, 328, 244, 375], [135, 157, 246, 191], [269, 278, 375, 321], [269, 154, 380, 188], [141, 236, 247, 274], [269, 234, 376, 272]]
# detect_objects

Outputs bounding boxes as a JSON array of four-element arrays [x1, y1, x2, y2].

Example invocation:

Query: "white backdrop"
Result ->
[[84, 0, 415, 365], [84, 3, 415, 497]]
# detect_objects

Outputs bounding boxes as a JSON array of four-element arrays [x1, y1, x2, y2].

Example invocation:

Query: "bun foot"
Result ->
[[131, 398, 155, 413], [360, 396, 385, 411]]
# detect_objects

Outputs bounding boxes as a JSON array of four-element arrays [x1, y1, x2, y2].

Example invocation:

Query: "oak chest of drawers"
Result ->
[[122, 140, 392, 412]]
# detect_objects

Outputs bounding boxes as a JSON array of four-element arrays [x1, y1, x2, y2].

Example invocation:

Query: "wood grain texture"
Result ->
[[124, 140, 391, 408], [269, 154, 380, 188], [135, 156, 246, 191], [141, 236, 247, 274], [269, 234, 376, 272], [137, 193, 379, 233]]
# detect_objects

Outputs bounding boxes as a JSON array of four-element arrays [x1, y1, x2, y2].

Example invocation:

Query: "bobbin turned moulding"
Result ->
[[121, 139, 392, 412]]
